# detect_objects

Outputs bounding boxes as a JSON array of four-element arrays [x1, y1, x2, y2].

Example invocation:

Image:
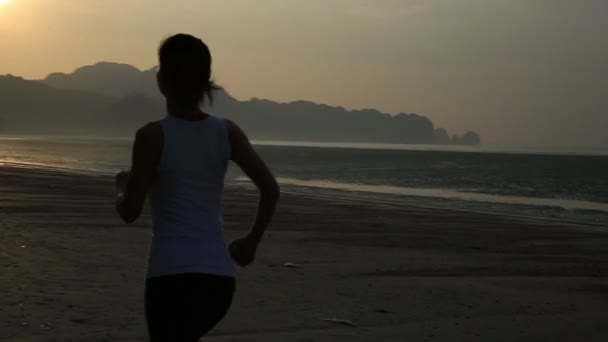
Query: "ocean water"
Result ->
[[1, 135, 607, 227]]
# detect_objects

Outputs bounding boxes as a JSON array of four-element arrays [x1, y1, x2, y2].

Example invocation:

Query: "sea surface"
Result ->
[[1, 135, 607, 228]]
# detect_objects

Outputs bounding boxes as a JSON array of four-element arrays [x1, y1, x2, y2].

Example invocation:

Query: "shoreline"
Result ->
[[274, 188, 608, 233], [2, 161, 606, 231], [269, 178, 608, 230]]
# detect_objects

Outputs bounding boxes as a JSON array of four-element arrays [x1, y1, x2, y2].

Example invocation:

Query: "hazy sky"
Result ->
[[1, 0, 607, 149]]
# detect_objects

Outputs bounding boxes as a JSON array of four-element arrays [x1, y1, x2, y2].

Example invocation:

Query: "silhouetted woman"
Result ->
[[115, 33, 280, 341]]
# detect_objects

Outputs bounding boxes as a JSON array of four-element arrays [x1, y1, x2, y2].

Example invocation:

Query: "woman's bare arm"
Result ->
[[227, 120, 279, 266], [116, 122, 162, 224]]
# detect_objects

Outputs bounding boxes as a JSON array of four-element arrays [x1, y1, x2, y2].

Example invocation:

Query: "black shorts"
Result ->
[[145, 273, 236, 342]]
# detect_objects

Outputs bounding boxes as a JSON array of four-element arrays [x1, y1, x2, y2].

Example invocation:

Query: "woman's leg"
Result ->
[[145, 273, 236, 342]]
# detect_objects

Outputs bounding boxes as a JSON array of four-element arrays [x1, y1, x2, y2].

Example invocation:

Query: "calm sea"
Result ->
[[1, 135, 607, 228]]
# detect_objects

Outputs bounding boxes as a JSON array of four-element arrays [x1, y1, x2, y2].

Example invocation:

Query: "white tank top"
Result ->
[[147, 114, 236, 279]]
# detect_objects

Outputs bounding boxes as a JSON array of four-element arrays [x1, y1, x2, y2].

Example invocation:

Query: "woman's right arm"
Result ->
[[227, 120, 280, 267]]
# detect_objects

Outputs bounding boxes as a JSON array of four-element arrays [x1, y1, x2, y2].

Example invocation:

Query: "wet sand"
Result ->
[[1, 165, 607, 341]]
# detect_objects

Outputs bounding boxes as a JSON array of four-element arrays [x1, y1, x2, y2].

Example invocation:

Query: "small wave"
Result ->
[[237, 177, 608, 213], [0, 160, 114, 176]]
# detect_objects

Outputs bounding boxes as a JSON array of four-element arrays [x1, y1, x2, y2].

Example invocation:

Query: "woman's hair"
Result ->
[[158, 33, 220, 106]]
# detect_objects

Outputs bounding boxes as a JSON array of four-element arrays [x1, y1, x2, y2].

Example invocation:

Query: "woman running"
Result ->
[[115, 33, 280, 341]]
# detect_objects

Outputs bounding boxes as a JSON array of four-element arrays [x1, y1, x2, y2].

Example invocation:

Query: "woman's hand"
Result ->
[[229, 235, 260, 267]]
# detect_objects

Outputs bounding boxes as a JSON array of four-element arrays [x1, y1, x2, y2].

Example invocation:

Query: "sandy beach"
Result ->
[[1, 165, 607, 341]]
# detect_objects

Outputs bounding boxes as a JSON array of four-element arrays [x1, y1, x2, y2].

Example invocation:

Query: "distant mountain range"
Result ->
[[0, 62, 480, 145]]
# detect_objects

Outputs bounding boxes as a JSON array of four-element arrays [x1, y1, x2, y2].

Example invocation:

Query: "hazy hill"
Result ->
[[1, 63, 480, 145], [0, 75, 112, 134], [43, 62, 159, 99]]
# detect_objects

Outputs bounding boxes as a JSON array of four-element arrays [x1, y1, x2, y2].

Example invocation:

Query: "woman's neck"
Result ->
[[167, 100, 208, 121]]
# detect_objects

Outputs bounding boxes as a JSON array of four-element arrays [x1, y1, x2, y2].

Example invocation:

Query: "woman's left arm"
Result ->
[[116, 122, 162, 224]]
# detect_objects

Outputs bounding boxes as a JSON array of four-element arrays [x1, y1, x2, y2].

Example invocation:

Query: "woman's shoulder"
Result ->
[[134, 121, 164, 153], [136, 120, 163, 139]]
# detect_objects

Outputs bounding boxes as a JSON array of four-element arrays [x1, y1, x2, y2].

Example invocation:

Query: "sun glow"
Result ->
[[0, 0, 10, 6]]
